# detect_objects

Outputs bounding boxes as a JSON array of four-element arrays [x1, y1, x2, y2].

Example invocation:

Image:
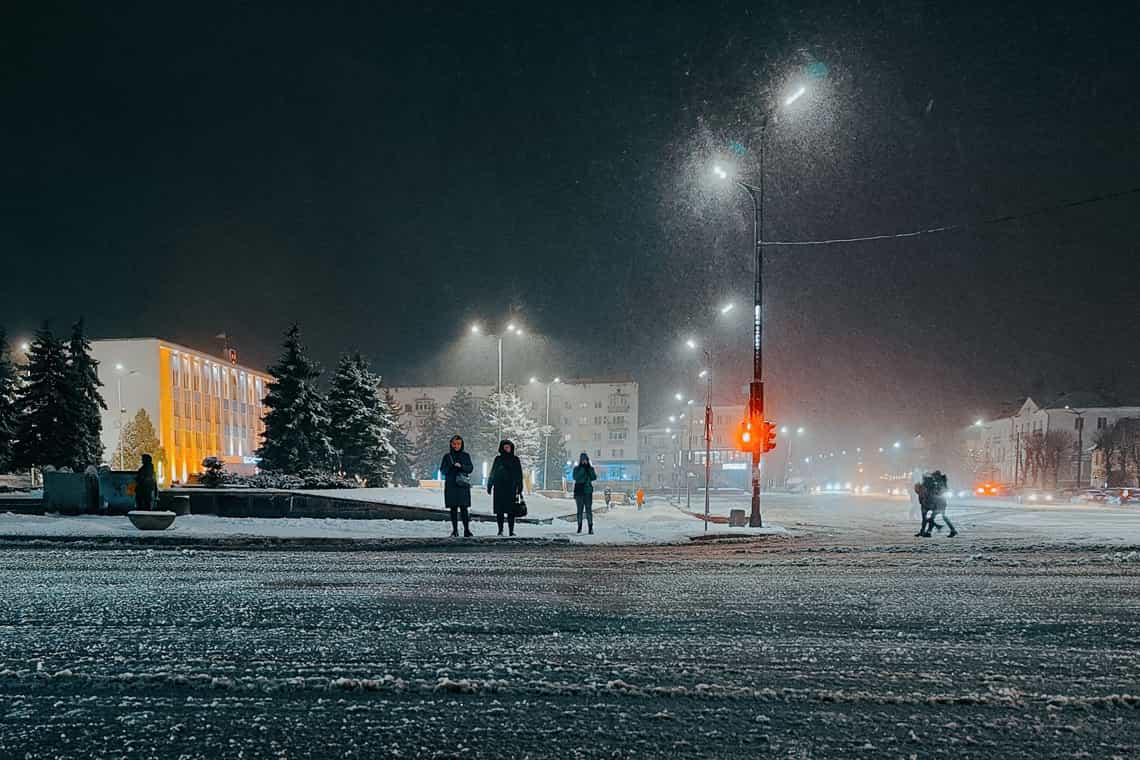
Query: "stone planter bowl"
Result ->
[[127, 510, 176, 531]]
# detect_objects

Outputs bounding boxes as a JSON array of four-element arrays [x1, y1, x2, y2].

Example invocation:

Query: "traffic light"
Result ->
[[736, 417, 756, 452], [762, 422, 777, 453]]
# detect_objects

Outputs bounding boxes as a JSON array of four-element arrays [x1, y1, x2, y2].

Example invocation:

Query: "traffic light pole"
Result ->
[[740, 179, 764, 528]]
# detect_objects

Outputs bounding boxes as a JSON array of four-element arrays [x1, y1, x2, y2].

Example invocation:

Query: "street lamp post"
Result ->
[[114, 363, 139, 470], [531, 376, 561, 490], [702, 355, 712, 532], [1063, 406, 1087, 487], [472, 322, 524, 443]]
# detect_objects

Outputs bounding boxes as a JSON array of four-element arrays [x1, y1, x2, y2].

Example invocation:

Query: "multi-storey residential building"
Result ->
[[970, 395, 1140, 488], [387, 379, 640, 483], [90, 338, 271, 484]]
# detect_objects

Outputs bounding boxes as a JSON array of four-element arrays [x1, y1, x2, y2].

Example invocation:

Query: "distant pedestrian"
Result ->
[[487, 439, 525, 537], [572, 452, 598, 534], [441, 435, 475, 538], [636, 487, 645, 511], [917, 471, 955, 538], [134, 453, 158, 510], [604, 487, 613, 509]]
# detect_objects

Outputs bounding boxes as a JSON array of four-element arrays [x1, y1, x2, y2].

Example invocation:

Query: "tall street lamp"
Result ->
[[713, 83, 810, 527], [114, 363, 140, 470], [530, 376, 561, 490], [1063, 406, 1087, 487], [471, 321, 526, 442]]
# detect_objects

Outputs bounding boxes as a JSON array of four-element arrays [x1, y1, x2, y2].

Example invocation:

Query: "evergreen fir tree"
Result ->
[[412, 404, 448, 480], [256, 325, 335, 474], [328, 353, 394, 486], [117, 408, 166, 471], [442, 386, 485, 463], [12, 324, 74, 470], [481, 389, 543, 473], [65, 319, 107, 468], [381, 388, 416, 486], [0, 329, 17, 472]]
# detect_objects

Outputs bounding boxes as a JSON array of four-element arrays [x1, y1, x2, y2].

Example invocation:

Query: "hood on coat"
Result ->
[[498, 439, 515, 456], [449, 435, 465, 452], [578, 452, 590, 465]]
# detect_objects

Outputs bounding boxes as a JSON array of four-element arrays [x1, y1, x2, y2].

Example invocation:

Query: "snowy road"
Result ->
[[2, 495, 1139, 758]]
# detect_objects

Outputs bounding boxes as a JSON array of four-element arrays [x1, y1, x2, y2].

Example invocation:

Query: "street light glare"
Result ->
[[698, 369, 708, 378], [19, 342, 30, 352], [785, 86, 806, 106], [529, 377, 537, 383], [797, 427, 805, 434], [974, 419, 984, 427], [114, 363, 124, 371], [674, 392, 683, 401], [780, 426, 788, 434], [470, 324, 480, 334], [893, 441, 902, 449], [553, 377, 560, 383], [720, 302, 735, 314], [712, 164, 728, 180], [685, 338, 697, 350]]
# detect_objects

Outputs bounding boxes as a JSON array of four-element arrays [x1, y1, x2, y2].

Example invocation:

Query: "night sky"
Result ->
[[3, 1, 1138, 447]]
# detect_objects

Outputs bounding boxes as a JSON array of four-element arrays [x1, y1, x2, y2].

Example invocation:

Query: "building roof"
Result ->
[[92, 337, 269, 376]]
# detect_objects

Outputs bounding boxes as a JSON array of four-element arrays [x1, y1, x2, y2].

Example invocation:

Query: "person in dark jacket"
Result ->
[[487, 439, 524, 537], [134, 453, 158, 510], [572, 451, 598, 534], [440, 435, 475, 537]]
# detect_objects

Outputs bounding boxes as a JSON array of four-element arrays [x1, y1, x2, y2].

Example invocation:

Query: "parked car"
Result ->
[[1103, 488, 1140, 505], [1015, 488, 1055, 503], [1074, 489, 1109, 504]]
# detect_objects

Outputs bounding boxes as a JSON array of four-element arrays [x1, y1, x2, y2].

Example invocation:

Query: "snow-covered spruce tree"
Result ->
[[412, 404, 448, 480], [481, 389, 543, 473], [65, 319, 107, 469], [442, 386, 485, 463], [328, 353, 394, 486], [118, 408, 166, 471], [12, 324, 75, 470], [381, 387, 416, 486], [256, 325, 335, 475], [0, 329, 18, 472]]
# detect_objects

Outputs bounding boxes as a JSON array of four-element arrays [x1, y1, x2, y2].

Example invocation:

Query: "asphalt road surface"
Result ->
[[2, 496, 1139, 758]]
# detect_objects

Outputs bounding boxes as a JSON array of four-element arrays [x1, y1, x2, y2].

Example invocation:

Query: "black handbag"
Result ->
[[448, 455, 472, 488], [515, 494, 528, 517]]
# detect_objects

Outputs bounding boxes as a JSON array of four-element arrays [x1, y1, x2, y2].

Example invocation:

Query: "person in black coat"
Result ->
[[440, 435, 475, 537], [487, 439, 524, 537], [134, 453, 159, 510]]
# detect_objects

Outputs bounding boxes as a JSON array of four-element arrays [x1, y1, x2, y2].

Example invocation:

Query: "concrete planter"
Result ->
[[127, 511, 176, 531]]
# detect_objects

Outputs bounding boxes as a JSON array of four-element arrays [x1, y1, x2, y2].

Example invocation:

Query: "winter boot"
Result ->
[[947, 530, 958, 538], [464, 526, 473, 538], [577, 522, 583, 534], [588, 526, 594, 535], [450, 529, 459, 538]]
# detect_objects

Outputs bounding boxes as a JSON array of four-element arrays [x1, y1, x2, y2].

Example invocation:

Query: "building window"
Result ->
[[415, 399, 434, 414], [1097, 417, 1108, 430], [579, 416, 589, 425]]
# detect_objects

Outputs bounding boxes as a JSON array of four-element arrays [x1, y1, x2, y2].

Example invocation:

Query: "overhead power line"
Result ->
[[761, 185, 1140, 247]]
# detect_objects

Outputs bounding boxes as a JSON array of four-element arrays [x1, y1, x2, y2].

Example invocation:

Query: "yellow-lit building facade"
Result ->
[[91, 338, 270, 484]]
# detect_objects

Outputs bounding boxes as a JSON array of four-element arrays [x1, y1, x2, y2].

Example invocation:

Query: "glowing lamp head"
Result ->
[[713, 165, 729, 180]]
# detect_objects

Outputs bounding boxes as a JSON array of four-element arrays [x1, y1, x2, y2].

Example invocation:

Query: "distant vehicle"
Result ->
[[1103, 488, 1139, 505], [1074, 489, 1109, 504], [1016, 488, 1055, 503], [974, 482, 1003, 497]]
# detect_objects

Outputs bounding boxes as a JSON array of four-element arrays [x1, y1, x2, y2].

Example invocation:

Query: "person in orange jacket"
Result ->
[[635, 487, 645, 510]]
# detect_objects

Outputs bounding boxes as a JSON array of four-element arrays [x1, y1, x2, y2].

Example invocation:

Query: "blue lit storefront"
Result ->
[[563, 461, 641, 486]]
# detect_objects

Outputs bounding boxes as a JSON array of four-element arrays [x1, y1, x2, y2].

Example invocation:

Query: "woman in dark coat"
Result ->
[[134, 453, 159, 510], [572, 451, 597, 534], [440, 434, 475, 537], [487, 439, 524, 537]]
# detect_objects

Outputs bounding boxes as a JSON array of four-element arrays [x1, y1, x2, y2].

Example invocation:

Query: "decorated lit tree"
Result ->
[[256, 325, 335, 474], [65, 319, 107, 468], [12, 324, 74, 470], [328, 353, 395, 486], [0, 329, 17, 472], [117, 408, 166, 472], [481, 389, 543, 474]]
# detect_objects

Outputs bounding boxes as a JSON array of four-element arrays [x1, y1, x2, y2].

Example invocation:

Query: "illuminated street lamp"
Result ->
[[471, 320, 528, 441], [530, 376, 561, 489], [114, 364, 140, 470], [712, 82, 812, 527]]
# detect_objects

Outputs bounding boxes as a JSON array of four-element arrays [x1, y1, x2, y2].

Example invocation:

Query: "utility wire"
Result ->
[[761, 185, 1140, 247]]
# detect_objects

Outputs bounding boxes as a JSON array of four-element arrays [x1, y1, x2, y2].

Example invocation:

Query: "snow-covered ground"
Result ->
[[0, 501, 784, 545]]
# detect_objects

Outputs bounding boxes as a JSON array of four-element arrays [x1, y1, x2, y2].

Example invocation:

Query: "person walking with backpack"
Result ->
[[572, 451, 598, 534], [440, 434, 475, 537], [487, 439, 525, 537], [134, 453, 159, 510]]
